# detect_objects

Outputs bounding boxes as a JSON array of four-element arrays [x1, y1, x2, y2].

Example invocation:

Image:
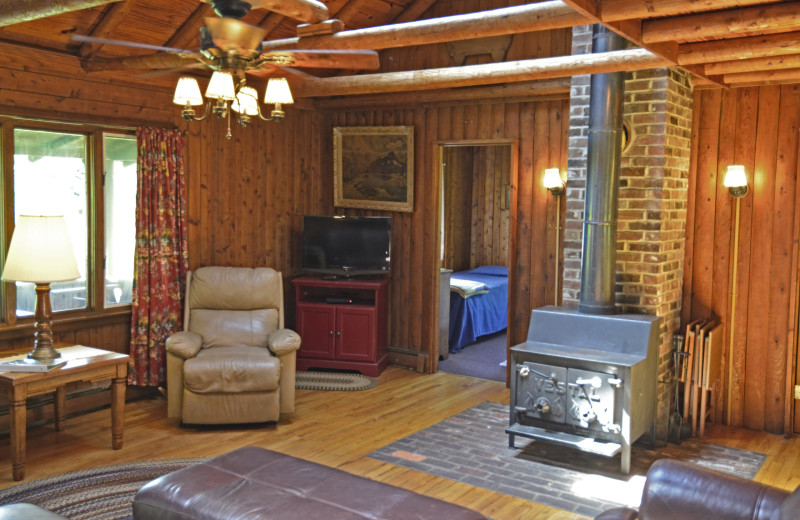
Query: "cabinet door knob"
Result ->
[[329, 330, 333, 336], [336, 331, 341, 337]]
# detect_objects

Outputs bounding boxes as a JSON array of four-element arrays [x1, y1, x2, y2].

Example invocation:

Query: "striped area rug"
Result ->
[[0, 458, 205, 520], [295, 370, 379, 391]]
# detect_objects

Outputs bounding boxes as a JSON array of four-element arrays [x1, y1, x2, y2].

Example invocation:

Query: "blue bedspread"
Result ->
[[449, 266, 508, 353]]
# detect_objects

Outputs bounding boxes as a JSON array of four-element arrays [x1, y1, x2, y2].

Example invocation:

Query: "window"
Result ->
[[1, 120, 137, 323]]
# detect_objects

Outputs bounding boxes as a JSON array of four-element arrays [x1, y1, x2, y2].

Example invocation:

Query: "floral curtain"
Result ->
[[128, 128, 188, 386]]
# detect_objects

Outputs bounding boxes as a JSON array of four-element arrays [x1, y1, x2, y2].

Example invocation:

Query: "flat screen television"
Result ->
[[302, 215, 392, 277]]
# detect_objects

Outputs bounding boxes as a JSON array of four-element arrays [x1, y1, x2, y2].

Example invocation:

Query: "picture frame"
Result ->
[[333, 126, 414, 213]]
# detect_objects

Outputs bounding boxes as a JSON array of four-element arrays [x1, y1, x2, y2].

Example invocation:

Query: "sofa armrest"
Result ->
[[165, 331, 203, 360], [594, 508, 638, 520], [267, 328, 301, 356], [637, 459, 789, 520]]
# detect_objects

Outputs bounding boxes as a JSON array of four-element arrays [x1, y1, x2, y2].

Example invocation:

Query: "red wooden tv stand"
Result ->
[[292, 277, 389, 377]]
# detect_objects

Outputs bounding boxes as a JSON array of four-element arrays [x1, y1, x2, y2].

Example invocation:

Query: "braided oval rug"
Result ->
[[0, 458, 205, 520], [295, 370, 379, 391]]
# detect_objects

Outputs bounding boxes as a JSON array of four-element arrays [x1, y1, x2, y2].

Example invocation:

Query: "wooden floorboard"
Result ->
[[0, 367, 798, 519]]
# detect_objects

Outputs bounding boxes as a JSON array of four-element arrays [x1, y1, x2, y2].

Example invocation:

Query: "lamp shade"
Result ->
[[543, 168, 565, 191], [723, 164, 747, 188], [205, 71, 236, 101], [1, 215, 80, 283], [173, 77, 203, 106], [231, 86, 259, 115], [264, 78, 294, 105]]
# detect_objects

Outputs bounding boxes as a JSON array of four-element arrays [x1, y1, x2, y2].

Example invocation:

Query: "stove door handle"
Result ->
[[607, 377, 623, 388]]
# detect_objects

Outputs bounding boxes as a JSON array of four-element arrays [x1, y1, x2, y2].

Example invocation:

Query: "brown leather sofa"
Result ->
[[595, 458, 800, 520], [132, 446, 487, 519], [165, 267, 301, 424]]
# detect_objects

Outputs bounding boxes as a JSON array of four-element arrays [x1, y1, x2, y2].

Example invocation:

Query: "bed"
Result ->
[[448, 265, 508, 353]]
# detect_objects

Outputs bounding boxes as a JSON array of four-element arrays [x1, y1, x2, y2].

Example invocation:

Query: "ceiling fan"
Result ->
[[73, 0, 380, 134]]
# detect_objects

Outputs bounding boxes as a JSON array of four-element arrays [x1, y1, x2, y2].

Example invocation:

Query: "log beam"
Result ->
[[78, 0, 139, 58], [260, 2, 588, 51], [313, 79, 571, 109], [678, 31, 800, 65], [293, 48, 668, 97], [246, 0, 328, 24], [0, 0, 122, 27], [705, 54, 800, 75], [599, 0, 783, 23], [642, 2, 800, 44], [393, 0, 438, 24]]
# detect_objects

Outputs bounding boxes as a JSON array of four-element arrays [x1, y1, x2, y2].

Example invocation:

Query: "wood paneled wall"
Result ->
[[683, 85, 800, 434], [441, 145, 511, 273], [0, 41, 176, 358]]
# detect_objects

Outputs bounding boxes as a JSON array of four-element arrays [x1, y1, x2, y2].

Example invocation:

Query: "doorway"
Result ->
[[435, 141, 515, 382]]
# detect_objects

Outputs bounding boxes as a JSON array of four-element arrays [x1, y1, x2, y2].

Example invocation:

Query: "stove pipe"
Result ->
[[579, 26, 627, 315]]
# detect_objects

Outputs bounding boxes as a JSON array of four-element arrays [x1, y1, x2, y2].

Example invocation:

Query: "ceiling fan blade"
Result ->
[[247, 64, 317, 82], [81, 52, 206, 73], [260, 50, 380, 70], [204, 17, 268, 54], [70, 34, 194, 55]]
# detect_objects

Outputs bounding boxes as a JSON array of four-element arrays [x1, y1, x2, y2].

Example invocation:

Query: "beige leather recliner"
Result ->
[[165, 266, 301, 424]]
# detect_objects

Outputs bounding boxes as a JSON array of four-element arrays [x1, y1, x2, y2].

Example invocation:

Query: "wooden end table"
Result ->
[[0, 345, 130, 481]]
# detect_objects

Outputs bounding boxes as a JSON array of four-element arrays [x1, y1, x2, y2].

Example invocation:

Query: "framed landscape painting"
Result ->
[[333, 126, 414, 213]]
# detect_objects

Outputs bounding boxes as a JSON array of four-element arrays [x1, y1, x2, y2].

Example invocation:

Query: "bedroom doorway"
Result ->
[[435, 141, 516, 383]]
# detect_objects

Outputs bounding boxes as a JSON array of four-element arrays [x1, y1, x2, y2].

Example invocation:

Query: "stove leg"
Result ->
[[508, 433, 515, 449], [621, 445, 631, 475]]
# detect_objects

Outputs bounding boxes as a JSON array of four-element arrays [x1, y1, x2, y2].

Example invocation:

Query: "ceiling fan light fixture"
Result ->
[[232, 86, 259, 116], [206, 71, 236, 101], [264, 78, 294, 105], [173, 77, 203, 106]]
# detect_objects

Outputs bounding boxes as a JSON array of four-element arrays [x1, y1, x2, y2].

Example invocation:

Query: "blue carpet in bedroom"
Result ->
[[438, 331, 506, 382]]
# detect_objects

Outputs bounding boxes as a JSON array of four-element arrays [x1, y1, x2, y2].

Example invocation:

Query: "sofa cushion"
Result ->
[[132, 447, 487, 520], [183, 346, 280, 393], [190, 309, 278, 348]]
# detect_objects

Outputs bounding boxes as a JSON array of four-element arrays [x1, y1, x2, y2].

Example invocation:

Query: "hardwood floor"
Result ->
[[0, 367, 798, 519]]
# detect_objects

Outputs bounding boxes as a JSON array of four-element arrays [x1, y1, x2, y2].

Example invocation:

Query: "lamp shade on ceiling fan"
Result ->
[[205, 71, 236, 101], [232, 86, 260, 115], [265, 78, 294, 105], [173, 77, 203, 106]]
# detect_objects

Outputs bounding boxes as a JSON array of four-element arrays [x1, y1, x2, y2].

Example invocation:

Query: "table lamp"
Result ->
[[1, 215, 80, 361]]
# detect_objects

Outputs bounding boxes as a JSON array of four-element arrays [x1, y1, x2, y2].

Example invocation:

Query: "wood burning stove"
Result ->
[[507, 306, 660, 474]]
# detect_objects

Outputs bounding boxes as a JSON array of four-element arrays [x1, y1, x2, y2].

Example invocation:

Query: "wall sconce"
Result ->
[[723, 165, 748, 198], [543, 168, 565, 196]]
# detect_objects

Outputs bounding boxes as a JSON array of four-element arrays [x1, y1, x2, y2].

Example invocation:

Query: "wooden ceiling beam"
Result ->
[[642, 2, 800, 44], [723, 66, 800, 84], [313, 79, 571, 109], [293, 48, 668, 97], [392, 0, 438, 24], [81, 52, 194, 72], [164, 4, 214, 50], [705, 53, 800, 75], [77, 0, 139, 58], [678, 30, 800, 65], [599, 0, 783, 23], [261, 2, 588, 51], [245, 0, 328, 24], [0, 0, 123, 27]]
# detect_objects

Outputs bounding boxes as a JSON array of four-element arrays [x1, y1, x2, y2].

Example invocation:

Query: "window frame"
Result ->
[[0, 116, 136, 333]]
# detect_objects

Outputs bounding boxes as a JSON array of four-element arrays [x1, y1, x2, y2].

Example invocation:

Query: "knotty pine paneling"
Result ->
[[0, 41, 175, 359], [441, 145, 511, 273], [323, 99, 568, 373], [682, 85, 800, 435]]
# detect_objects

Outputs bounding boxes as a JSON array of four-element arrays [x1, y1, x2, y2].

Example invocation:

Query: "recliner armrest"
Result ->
[[166, 331, 203, 359], [637, 459, 789, 520], [267, 328, 301, 356]]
